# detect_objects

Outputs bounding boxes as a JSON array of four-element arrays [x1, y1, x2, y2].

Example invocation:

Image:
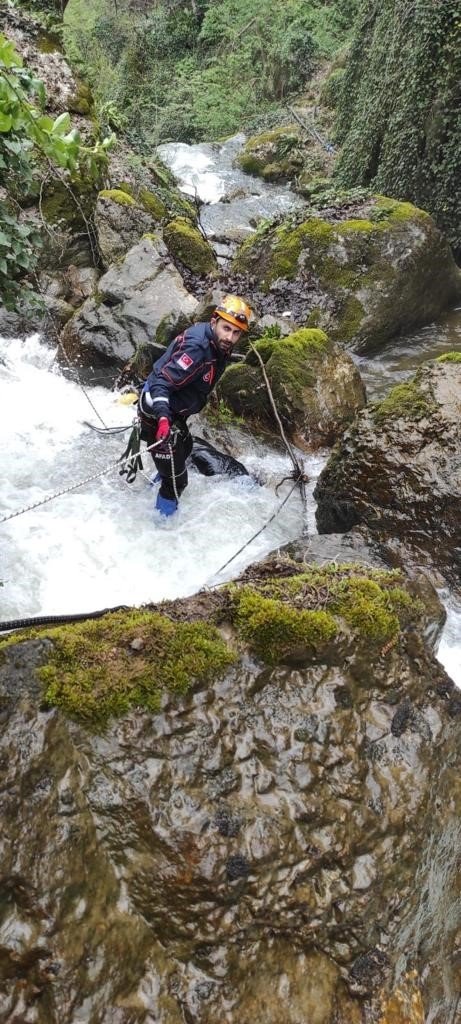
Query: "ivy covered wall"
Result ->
[[335, 0, 461, 257]]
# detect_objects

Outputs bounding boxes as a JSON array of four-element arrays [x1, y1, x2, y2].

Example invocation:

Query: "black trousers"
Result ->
[[151, 419, 193, 503]]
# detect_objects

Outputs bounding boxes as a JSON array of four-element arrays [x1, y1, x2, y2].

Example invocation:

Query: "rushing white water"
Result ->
[[1, 332, 460, 687], [0, 333, 321, 619], [157, 134, 305, 240]]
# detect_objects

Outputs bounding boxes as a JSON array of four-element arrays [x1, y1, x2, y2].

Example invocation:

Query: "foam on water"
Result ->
[[1, 333, 460, 688], [0, 334, 316, 618]]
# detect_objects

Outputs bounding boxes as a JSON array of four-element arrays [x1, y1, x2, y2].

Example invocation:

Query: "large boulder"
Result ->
[[233, 197, 461, 353], [314, 357, 461, 581], [60, 236, 198, 366], [236, 124, 306, 182], [217, 327, 366, 448], [0, 559, 459, 1022], [94, 189, 153, 267]]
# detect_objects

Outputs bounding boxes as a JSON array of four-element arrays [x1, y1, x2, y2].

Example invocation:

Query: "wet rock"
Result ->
[[218, 326, 365, 448], [94, 189, 153, 267], [315, 360, 461, 581], [232, 197, 461, 352], [0, 560, 459, 1022], [60, 237, 198, 366]]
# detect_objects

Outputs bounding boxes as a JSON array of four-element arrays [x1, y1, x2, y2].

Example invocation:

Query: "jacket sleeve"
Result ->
[[144, 332, 207, 420]]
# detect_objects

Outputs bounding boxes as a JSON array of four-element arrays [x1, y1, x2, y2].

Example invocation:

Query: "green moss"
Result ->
[[335, 295, 365, 342], [340, 218, 376, 233], [237, 126, 302, 180], [374, 196, 429, 223], [35, 609, 236, 726], [230, 563, 422, 662], [163, 217, 216, 275], [98, 189, 136, 206], [233, 588, 337, 665], [372, 379, 437, 423], [139, 189, 167, 221], [436, 351, 461, 363], [204, 398, 244, 426]]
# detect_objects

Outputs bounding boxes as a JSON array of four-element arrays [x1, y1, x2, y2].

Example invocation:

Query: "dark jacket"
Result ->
[[142, 322, 230, 422]]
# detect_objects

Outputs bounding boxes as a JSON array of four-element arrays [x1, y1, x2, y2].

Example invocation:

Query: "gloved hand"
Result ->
[[155, 416, 171, 443]]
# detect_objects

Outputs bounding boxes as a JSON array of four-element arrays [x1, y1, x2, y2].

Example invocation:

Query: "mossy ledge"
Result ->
[[371, 376, 437, 423], [227, 563, 422, 665], [33, 610, 236, 726], [98, 188, 136, 207], [0, 564, 423, 725]]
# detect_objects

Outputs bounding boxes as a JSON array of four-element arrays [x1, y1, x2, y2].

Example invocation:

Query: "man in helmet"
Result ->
[[139, 295, 252, 516]]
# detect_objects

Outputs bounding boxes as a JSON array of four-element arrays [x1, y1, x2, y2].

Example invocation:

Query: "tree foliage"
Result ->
[[0, 32, 109, 307], [63, 0, 359, 146], [335, 0, 461, 256]]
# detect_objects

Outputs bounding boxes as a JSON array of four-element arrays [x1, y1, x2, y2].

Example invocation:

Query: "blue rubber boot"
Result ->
[[155, 492, 178, 517]]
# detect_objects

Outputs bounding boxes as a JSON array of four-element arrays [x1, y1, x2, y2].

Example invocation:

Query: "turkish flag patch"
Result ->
[[177, 353, 193, 370]]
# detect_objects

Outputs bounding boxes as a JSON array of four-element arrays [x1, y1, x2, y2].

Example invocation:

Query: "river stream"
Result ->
[[1, 136, 460, 687]]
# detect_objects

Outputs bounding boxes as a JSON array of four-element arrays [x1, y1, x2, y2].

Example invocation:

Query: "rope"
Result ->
[[1, 437, 164, 526], [249, 341, 309, 535], [209, 476, 301, 581]]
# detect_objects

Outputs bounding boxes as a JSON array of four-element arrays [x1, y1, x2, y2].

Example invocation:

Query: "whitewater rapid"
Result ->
[[1, 332, 320, 618]]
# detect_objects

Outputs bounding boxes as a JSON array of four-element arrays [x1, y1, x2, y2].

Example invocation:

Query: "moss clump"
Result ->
[[372, 379, 437, 423], [254, 326, 329, 364], [237, 125, 303, 181], [234, 217, 334, 287], [436, 351, 461, 363], [98, 189, 136, 206], [37, 610, 236, 725], [139, 189, 167, 221], [233, 588, 337, 665], [335, 295, 365, 343], [230, 563, 422, 661], [163, 217, 217, 275]]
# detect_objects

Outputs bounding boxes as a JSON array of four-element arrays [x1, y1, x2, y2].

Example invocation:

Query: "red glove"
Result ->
[[155, 417, 171, 443]]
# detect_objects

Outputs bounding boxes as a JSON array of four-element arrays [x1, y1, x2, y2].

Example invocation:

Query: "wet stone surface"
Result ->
[[0, 570, 460, 1023]]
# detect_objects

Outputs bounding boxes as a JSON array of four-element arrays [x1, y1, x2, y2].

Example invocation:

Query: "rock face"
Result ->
[[0, 560, 459, 1023], [314, 359, 461, 581], [233, 198, 461, 353], [94, 190, 153, 267], [60, 237, 198, 365], [218, 327, 366, 448]]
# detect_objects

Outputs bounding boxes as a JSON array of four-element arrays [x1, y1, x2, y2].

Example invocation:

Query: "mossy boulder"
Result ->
[[0, 557, 458, 1022], [233, 197, 461, 353], [94, 188, 153, 267], [314, 360, 461, 580], [217, 327, 365, 448], [61, 236, 198, 366], [163, 217, 217, 275], [236, 125, 305, 183]]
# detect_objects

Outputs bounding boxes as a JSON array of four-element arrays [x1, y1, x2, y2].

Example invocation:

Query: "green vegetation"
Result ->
[[371, 377, 437, 423], [436, 352, 461, 363], [2, 563, 423, 727], [229, 563, 421, 662], [98, 187, 135, 206], [36, 609, 236, 725], [335, 0, 461, 256], [0, 33, 109, 306], [163, 216, 217, 275], [62, 0, 359, 147]]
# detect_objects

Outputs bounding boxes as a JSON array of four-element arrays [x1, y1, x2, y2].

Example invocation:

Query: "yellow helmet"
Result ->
[[213, 294, 252, 332]]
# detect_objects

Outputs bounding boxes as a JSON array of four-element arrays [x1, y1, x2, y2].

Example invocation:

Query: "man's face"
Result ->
[[211, 316, 243, 356]]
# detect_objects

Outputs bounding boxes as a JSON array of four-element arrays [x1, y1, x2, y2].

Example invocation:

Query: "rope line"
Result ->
[[1, 436, 163, 525], [209, 476, 301, 581]]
